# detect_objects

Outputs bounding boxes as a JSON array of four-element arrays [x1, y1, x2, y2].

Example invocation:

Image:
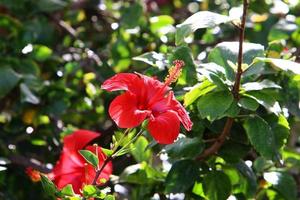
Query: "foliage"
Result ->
[[1, 0, 300, 199]]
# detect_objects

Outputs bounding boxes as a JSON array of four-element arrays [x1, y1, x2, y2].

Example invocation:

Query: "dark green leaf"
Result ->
[[165, 137, 204, 159], [0, 66, 21, 99], [121, 3, 143, 29], [243, 116, 276, 159], [197, 90, 233, 121], [239, 96, 259, 111], [219, 141, 250, 163], [165, 160, 199, 193], [208, 42, 264, 81], [79, 150, 99, 168], [203, 171, 231, 200], [235, 161, 257, 197]]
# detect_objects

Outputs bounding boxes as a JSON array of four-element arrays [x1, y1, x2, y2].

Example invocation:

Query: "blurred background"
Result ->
[[0, 0, 300, 199]]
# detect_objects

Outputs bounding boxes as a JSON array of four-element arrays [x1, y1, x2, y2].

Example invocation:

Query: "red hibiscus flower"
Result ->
[[101, 61, 193, 144], [49, 130, 113, 194]]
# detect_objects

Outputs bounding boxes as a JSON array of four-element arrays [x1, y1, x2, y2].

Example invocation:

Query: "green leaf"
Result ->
[[219, 141, 250, 163], [82, 185, 100, 198], [263, 171, 297, 200], [40, 174, 57, 197], [254, 57, 300, 74], [101, 148, 113, 157], [165, 137, 204, 159], [133, 51, 167, 69], [130, 136, 152, 162], [165, 160, 199, 193], [242, 79, 281, 91], [121, 3, 143, 29], [197, 62, 230, 89], [197, 90, 233, 121], [184, 80, 216, 106], [0, 66, 21, 99], [235, 161, 257, 197], [79, 150, 99, 168], [150, 15, 174, 34], [266, 114, 290, 149], [60, 184, 75, 196], [239, 96, 259, 111], [37, 0, 67, 12], [243, 116, 276, 159], [32, 45, 53, 61], [203, 171, 231, 200], [176, 11, 236, 45], [244, 91, 281, 115], [208, 42, 264, 81], [104, 195, 115, 200], [20, 83, 40, 104]]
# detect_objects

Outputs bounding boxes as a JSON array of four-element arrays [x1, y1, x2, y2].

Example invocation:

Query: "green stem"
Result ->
[[91, 128, 143, 186]]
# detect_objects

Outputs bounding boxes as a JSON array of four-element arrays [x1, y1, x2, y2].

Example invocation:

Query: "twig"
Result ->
[[91, 129, 143, 185], [9, 155, 51, 173], [197, 0, 249, 160]]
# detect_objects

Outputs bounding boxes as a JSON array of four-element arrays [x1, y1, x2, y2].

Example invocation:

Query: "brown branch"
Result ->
[[91, 156, 112, 185], [197, 0, 249, 160], [9, 155, 51, 173]]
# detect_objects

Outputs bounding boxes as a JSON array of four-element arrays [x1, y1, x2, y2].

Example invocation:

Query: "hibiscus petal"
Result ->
[[109, 92, 150, 128], [101, 73, 140, 92], [64, 130, 100, 153], [54, 171, 83, 194], [147, 110, 180, 144], [168, 91, 193, 131]]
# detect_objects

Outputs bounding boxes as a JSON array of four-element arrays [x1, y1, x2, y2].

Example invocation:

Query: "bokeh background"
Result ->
[[1, 0, 300, 199]]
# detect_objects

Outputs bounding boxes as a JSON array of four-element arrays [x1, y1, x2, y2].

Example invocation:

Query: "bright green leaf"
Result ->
[[79, 150, 99, 168], [130, 136, 152, 162], [184, 80, 216, 106]]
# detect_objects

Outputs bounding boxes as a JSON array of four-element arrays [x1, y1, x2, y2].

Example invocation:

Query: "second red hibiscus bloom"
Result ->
[[101, 61, 193, 144]]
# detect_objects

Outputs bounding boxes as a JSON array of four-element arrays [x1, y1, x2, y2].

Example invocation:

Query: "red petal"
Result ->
[[109, 92, 150, 128], [64, 130, 100, 153], [147, 110, 180, 144], [169, 92, 193, 131], [101, 73, 140, 92], [54, 171, 84, 194]]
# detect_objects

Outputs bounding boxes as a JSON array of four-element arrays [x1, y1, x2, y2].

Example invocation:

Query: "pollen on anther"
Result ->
[[164, 60, 185, 86]]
